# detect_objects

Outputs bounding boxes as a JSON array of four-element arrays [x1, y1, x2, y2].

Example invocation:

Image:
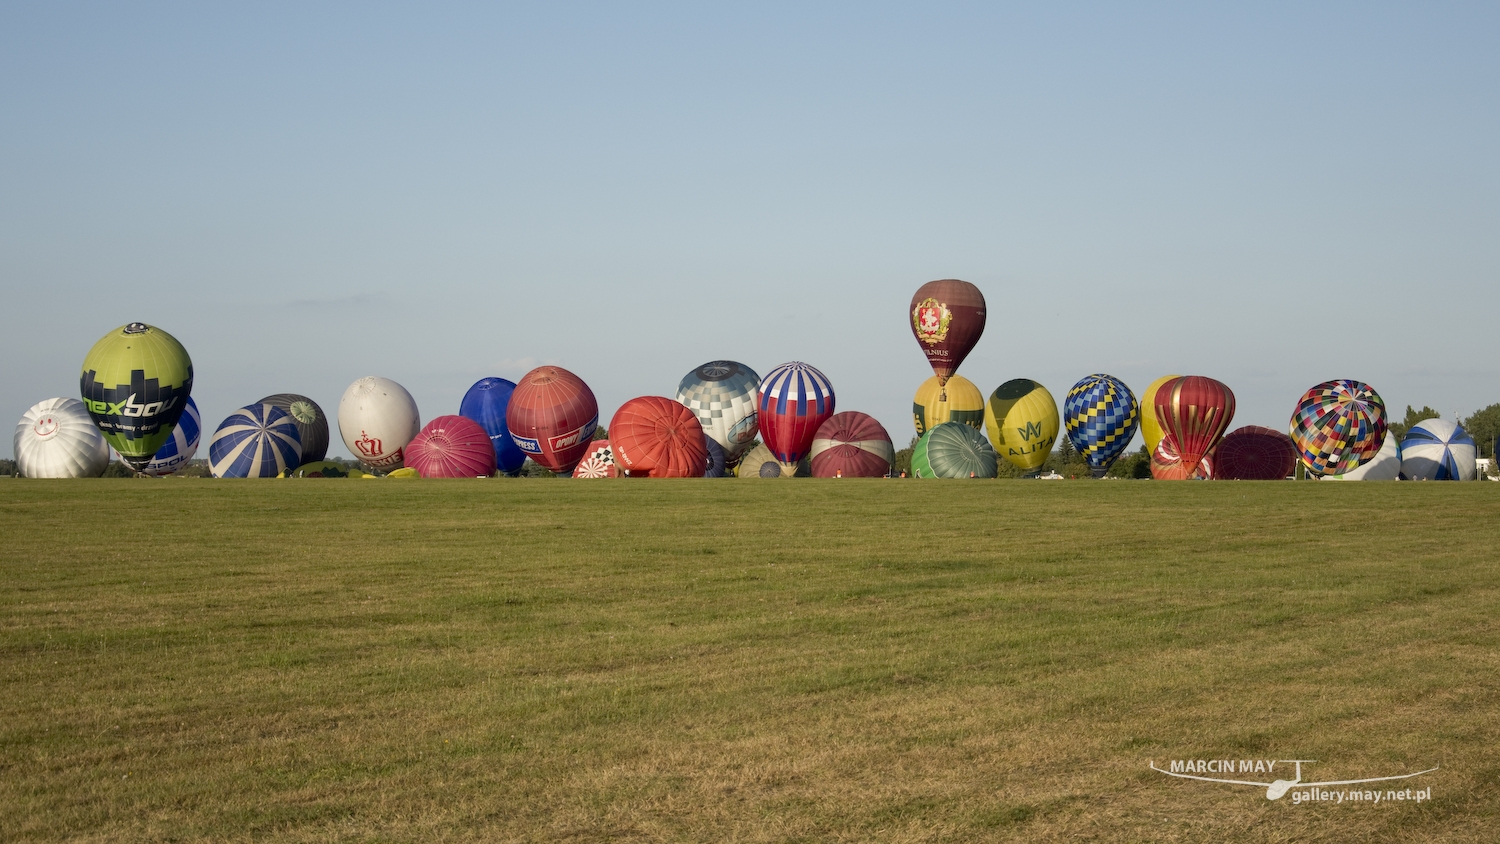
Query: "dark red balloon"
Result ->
[[1214, 426, 1297, 480], [506, 366, 599, 475], [809, 412, 894, 478], [406, 415, 497, 478], [909, 279, 986, 390], [1155, 376, 1235, 478], [609, 396, 708, 478]]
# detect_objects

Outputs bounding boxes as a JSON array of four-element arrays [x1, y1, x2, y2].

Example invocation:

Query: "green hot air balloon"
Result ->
[[912, 421, 998, 478], [79, 323, 194, 470]]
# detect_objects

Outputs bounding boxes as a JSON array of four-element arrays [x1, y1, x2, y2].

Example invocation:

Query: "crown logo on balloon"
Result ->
[[912, 298, 952, 344], [355, 430, 383, 457]]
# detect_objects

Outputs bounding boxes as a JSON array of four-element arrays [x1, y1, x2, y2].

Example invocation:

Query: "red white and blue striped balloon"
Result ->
[[141, 396, 201, 477], [757, 361, 835, 472], [209, 404, 303, 478]]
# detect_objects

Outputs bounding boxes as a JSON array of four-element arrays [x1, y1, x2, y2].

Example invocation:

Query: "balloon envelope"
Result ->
[[141, 396, 202, 476], [913, 375, 984, 436], [79, 322, 194, 470], [909, 279, 985, 386], [736, 443, 804, 478], [1064, 374, 1140, 478], [703, 437, 727, 477], [290, 460, 357, 478], [1139, 374, 1182, 453], [209, 404, 302, 478], [1150, 439, 1214, 480], [1399, 419, 1478, 481], [1321, 434, 1400, 481], [459, 377, 528, 475], [1156, 376, 1235, 477], [1213, 426, 1296, 480], [984, 379, 1059, 473], [757, 362, 835, 475], [338, 376, 420, 472], [406, 415, 497, 478], [257, 394, 329, 463], [609, 396, 708, 478], [1289, 380, 1387, 476], [676, 361, 762, 463], [572, 440, 618, 478], [810, 411, 894, 477], [14, 397, 111, 478], [507, 366, 598, 475], [912, 421, 998, 478]]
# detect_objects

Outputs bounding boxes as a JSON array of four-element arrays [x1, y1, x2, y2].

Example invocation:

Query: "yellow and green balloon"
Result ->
[[983, 379, 1059, 474], [79, 323, 194, 471], [913, 374, 984, 436]]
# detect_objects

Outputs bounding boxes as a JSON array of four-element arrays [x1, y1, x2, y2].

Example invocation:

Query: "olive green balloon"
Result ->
[[79, 323, 194, 470], [911, 421, 998, 479]]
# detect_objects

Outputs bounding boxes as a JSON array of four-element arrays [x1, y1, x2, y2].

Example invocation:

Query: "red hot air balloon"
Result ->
[[810, 412, 894, 478], [609, 396, 709, 478], [909, 279, 985, 399], [506, 366, 599, 475], [1155, 376, 1235, 478], [406, 415, 497, 478], [1214, 426, 1297, 480], [757, 362, 835, 476], [1150, 439, 1214, 480]]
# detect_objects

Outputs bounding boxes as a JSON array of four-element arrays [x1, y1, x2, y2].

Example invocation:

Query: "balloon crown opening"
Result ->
[[124, 322, 149, 334]]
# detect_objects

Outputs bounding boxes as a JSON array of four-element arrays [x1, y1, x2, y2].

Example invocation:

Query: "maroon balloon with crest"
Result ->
[[506, 366, 599, 475], [909, 279, 986, 394]]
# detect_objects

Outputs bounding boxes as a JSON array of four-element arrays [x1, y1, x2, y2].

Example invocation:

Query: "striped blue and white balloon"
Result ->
[[141, 396, 202, 477], [1399, 418, 1477, 481], [209, 404, 303, 478]]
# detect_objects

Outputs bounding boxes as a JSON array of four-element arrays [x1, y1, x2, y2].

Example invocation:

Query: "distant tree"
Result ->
[[891, 436, 917, 476], [102, 461, 141, 478], [1109, 443, 1151, 478], [1462, 404, 1500, 459], [1057, 436, 1077, 463], [0, 458, 15, 476], [1389, 405, 1440, 443], [591, 426, 609, 442]]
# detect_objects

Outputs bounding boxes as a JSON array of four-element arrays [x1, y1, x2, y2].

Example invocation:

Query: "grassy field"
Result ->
[[1, 479, 1497, 842]]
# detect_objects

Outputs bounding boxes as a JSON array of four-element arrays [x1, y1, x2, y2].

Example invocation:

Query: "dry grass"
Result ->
[[1, 478, 1497, 842]]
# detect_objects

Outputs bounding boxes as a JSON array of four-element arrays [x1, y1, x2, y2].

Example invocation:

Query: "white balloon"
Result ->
[[14, 398, 111, 478], [338, 376, 420, 472], [1399, 418, 1478, 481], [676, 361, 761, 463], [1321, 433, 1400, 481]]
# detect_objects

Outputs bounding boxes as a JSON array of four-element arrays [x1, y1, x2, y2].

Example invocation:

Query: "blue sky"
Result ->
[[4, 3, 1497, 460]]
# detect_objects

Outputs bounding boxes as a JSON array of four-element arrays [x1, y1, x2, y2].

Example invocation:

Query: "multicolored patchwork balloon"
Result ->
[[1064, 374, 1140, 478], [209, 404, 302, 478], [1288, 380, 1387, 476]]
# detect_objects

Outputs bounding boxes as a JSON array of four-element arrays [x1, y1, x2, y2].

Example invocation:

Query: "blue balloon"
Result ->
[[460, 378, 528, 475], [209, 404, 302, 478], [703, 436, 726, 477], [1063, 374, 1140, 478]]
